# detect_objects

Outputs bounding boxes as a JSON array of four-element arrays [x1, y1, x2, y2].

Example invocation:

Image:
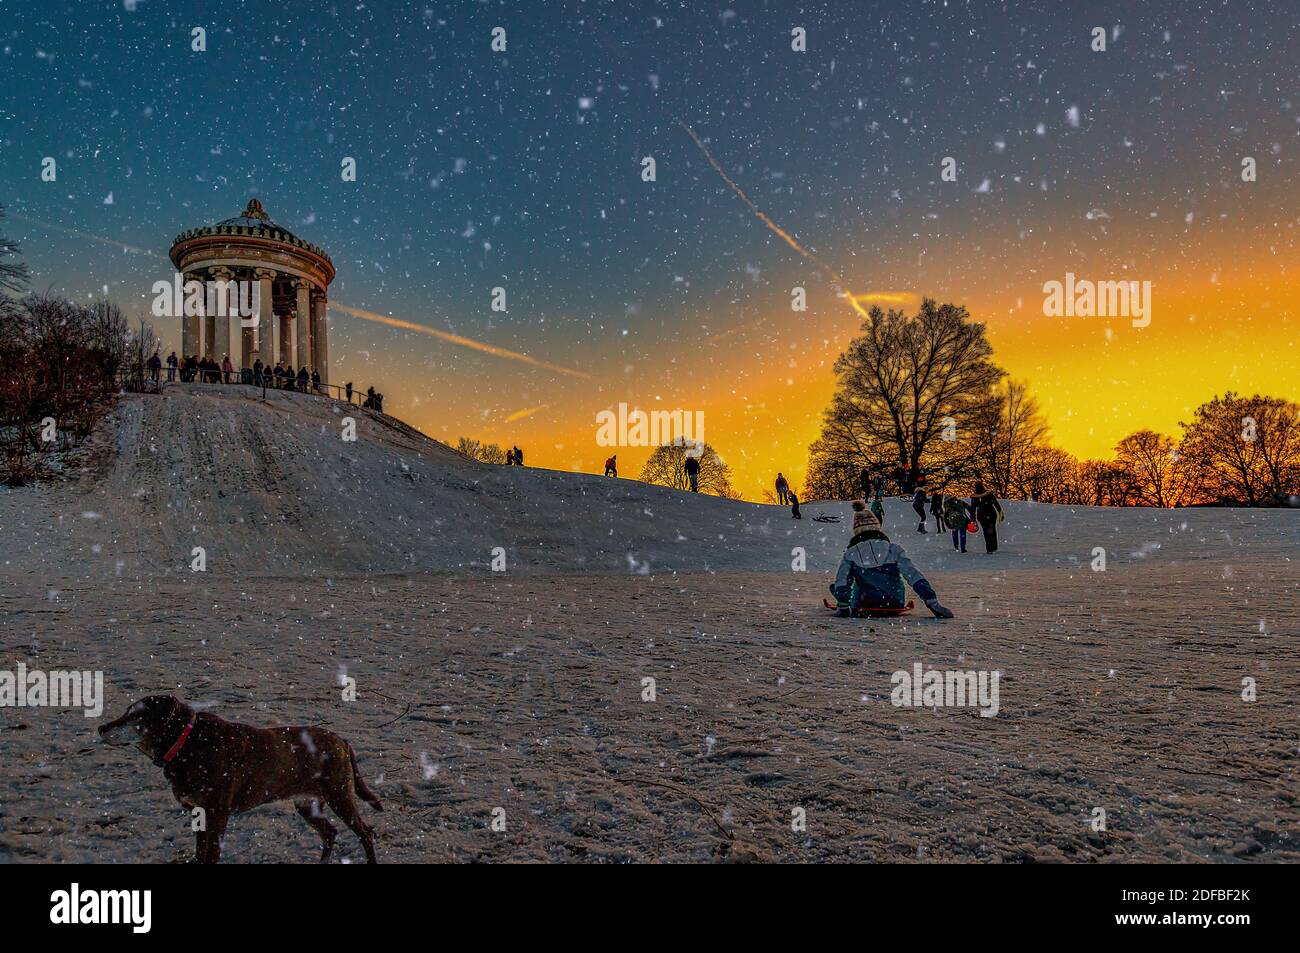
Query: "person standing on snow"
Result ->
[[829, 502, 953, 617], [870, 490, 885, 526], [944, 495, 971, 552], [911, 485, 929, 533], [604, 455, 617, 478], [789, 489, 802, 519], [970, 481, 1004, 553], [930, 490, 946, 533], [775, 472, 790, 505], [684, 453, 701, 492]]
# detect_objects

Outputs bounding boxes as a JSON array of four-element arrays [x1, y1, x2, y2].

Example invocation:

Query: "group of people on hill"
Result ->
[[250, 358, 324, 395], [146, 351, 173, 382], [907, 483, 1003, 554], [505, 446, 525, 466], [146, 350, 383, 411], [163, 352, 239, 385]]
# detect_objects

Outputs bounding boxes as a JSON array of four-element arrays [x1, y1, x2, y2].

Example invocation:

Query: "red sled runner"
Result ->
[[823, 597, 914, 617]]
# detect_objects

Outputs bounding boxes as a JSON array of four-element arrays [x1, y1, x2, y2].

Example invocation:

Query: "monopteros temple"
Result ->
[[169, 199, 335, 382]]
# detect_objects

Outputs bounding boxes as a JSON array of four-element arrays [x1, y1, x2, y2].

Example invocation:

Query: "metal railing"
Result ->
[[125, 367, 384, 410]]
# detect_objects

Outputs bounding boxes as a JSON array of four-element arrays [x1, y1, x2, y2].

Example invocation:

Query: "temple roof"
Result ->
[[170, 199, 332, 266]]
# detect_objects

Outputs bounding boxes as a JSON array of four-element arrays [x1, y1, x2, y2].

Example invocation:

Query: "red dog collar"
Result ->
[[162, 717, 196, 763]]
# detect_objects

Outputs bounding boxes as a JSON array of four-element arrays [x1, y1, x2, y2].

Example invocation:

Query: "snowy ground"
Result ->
[[0, 386, 1296, 862]]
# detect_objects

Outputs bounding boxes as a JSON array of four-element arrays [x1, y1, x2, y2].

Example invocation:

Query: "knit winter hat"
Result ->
[[851, 499, 880, 533]]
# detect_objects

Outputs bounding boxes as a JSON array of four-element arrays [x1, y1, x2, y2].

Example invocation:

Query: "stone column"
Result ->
[[294, 279, 312, 371], [280, 312, 295, 366], [210, 266, 233, 368], [255, 269, 276, 367], [238, 268, 255, 370], [311, 294, 329, 385], [181, 271, 201, 359]]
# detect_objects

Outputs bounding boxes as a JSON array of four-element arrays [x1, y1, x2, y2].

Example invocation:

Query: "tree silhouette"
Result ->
[[638, 438, 738, 497]]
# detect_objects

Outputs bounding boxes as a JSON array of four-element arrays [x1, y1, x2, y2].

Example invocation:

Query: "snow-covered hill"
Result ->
[[0, 383, 1295, 582]]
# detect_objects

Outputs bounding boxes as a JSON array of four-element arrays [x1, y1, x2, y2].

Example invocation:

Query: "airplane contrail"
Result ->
[[676, 120, 911, 319], [9, 213, 156, 256], [331, 303, 591, 380]]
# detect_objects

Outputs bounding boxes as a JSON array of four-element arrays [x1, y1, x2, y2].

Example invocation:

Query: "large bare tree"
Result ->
[[809, 299, 1004, 493]]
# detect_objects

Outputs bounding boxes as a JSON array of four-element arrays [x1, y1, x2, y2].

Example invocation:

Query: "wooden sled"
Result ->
[[823, 597, 914, 617]]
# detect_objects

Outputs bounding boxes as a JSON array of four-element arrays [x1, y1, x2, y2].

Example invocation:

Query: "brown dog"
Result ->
[[99, 695, 382, 863]]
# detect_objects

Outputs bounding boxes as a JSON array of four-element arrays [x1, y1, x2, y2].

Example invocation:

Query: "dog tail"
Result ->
[[348, 743, 384, 812]]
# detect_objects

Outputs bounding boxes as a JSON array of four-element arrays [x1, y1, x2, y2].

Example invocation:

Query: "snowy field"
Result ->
[[0, 387, 1296, 862]]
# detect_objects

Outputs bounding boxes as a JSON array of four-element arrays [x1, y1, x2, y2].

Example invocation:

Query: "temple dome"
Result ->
[[170, 198, 331, 266], [215, 198, 291, 234]]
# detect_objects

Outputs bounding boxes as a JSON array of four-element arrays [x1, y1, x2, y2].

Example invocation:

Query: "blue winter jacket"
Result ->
[[830, 530, 938, 608]]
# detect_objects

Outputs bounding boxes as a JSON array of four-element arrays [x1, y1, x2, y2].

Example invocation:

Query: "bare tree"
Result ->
[[1113, 430, 1186, 507], [1077, 459, 1138, 506], [809, 299, 1004, 494], [1, 294, 148, 483], [121, 316, 159, 394], [1020, 445, 1083, 503], [802, 446, 865, 501], [454, 436, 509, 464], [1178, 393, 1299, 505], [967, 379, 1050, 497], [0, 204, 30, 297], [89, 299, 131, 386], [639, 438, 737, 497]]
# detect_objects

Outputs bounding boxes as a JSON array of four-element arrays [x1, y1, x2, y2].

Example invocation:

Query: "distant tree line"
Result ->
[[804, 299, 1298, 507], [0, 207, 158, 484]]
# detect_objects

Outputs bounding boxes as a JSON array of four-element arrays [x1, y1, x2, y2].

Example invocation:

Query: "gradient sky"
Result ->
[[3, 1, 1296, 498]]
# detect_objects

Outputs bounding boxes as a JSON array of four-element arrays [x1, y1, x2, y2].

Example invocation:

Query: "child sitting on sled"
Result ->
[[830, 501, 954, 618]]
